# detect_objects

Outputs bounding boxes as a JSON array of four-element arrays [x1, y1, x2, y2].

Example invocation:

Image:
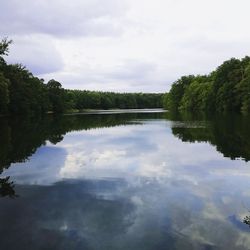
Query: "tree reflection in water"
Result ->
[[0, 176, 17, 198], [244, 216, 250, 226], [0, 112, 163, 199], [1, 110, 250, 231]]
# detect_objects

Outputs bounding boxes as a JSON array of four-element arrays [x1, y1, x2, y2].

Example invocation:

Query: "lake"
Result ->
[[1, 110, 250, 250]]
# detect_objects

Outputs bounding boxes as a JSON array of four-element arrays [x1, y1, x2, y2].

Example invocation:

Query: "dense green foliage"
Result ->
[[0, 38, 163, 116], [65, 90, 163, 110], [164, 57, 250, 113]]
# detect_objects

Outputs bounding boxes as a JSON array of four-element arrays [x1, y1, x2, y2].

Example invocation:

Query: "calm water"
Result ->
[[1, 110, 250, 249]]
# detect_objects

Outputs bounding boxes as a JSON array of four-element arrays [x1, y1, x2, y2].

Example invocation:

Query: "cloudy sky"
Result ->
[[1, 0, 250, 92]]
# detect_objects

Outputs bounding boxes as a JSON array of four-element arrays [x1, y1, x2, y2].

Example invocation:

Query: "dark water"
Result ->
[[1, 110, 250, 250]]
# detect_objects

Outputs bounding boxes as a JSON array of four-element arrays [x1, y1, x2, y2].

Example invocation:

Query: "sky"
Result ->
[[1, 0, 250, 92]]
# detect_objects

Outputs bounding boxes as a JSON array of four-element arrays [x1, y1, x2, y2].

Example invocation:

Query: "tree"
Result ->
[[47, 79, 65, 113], [167, 75, 195, 110], [163, 93, 169, 109], [0, 38, 12, 56], [165, 57, 250, 113], [213, 58, 243, 111], [180, 76, 212, 111], [0, 73, 9, 114]]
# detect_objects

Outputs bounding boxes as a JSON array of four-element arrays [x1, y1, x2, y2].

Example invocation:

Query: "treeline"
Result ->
[[163, 56, 250, 112], [66, 90, 163, 110], [0, 38, 163, 116]]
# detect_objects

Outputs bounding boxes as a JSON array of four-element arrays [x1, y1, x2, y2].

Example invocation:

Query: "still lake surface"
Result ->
[[1, 109, 250, 249]]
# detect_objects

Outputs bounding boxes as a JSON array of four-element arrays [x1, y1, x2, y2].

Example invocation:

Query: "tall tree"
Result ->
[[0, 73, 9, 114], [47, 79, 65, 113]]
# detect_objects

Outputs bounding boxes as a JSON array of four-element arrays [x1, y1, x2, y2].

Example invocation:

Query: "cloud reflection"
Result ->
[[1, 117, 250, 249]]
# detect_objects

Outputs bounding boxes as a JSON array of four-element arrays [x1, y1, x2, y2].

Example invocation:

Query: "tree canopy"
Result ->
[[163, 57, 250, 113]]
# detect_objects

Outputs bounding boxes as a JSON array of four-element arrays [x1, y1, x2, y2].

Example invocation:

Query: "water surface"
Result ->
[[1, 110, 250, 249]]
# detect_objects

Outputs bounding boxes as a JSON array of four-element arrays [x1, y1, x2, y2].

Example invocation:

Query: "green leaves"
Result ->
[[164, 56, 250, 113], [0, 73, 10, 114], [0, 38, 12, 56]]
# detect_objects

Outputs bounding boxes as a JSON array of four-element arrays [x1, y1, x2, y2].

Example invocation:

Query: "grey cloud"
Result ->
[[174, 36, 250, 58], [6, 37, 64, 75], [100, 60, 191, 91], [106, 60, 157, 81], [41, 60, 169, 92], [0, 0, 128, 37]]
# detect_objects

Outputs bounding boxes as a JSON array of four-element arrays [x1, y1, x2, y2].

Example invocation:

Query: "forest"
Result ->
[[163, 56, 250, 113], [2, 37, 250, 115], [0, 38, 163, 116]]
